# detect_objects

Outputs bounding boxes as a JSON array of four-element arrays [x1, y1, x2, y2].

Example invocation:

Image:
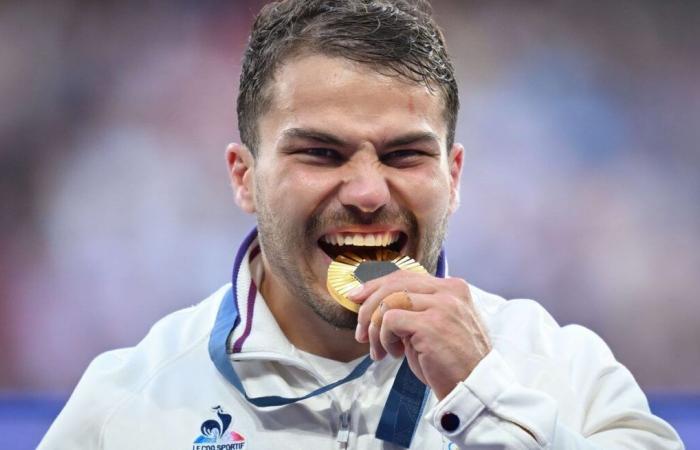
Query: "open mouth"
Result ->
[[318, 230, 408, 261]]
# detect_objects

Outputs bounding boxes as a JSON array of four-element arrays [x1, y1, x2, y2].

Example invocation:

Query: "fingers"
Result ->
[[350, 271, 475, 368], [367, 322, 384, 360], [353, 275, 488, 398], [370, 291, 412, 328], [369, 296, 428, 361], [379, 309, 421, 358], [368, 297, 413, 360], [352, 271, 435, 342]]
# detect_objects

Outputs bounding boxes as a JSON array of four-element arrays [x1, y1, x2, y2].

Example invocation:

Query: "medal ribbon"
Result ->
[[209, 228, 445, 448]]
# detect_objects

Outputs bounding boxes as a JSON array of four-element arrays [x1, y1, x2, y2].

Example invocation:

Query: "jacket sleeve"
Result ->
[[37, 348, 133, 450], [424, 327, 684, 449]]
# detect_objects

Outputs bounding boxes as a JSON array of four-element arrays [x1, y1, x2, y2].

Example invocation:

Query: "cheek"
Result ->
[[266, 166, 336, 216], [399, 170, 451, 220]]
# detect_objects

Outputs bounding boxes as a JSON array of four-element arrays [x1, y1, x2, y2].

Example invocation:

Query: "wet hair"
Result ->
[[237, 0, 459, 156]]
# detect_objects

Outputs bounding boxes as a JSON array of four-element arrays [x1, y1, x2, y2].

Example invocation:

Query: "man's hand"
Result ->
[[350, 270, 492, 400]]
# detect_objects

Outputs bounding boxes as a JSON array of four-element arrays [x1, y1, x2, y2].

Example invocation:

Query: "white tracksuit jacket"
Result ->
[[39, 235, 683, 449]]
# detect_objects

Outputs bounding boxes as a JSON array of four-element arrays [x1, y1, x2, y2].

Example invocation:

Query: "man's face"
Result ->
[[236, 54, 462, 329]]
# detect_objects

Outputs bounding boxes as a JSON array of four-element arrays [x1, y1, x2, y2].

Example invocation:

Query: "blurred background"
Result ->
[[1, 0, 698, 446]]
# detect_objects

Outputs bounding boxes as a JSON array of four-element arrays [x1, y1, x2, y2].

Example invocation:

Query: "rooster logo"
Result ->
[[193, 406, 246, 447]]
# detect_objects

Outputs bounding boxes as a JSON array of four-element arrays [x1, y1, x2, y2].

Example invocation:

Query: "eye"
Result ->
[[295, 148, 344, 165], [306, 148, 340, 159], [380, 149, 430, 167]]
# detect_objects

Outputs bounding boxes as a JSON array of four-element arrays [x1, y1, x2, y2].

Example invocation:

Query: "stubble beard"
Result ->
[[255, 187, 448, 330], [256, 203, 359, 329]]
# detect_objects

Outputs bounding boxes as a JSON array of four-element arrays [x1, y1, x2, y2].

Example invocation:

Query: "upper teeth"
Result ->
[[322, 231, 400, 247]]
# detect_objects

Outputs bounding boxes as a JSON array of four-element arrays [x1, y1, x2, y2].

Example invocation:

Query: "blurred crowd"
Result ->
[[1, 0, 698, 392]]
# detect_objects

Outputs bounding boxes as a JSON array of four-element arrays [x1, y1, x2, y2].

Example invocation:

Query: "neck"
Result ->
[[260, 265, 369, 362]]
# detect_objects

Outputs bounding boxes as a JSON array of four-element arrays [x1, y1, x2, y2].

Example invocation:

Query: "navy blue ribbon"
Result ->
[[209, 228, 445, 447]]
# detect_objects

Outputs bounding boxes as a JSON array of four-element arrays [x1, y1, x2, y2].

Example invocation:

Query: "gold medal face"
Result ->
[[326, 250, 427, 313]]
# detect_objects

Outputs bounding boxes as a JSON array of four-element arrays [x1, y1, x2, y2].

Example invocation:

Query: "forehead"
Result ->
[[258, 53, 448, 148]]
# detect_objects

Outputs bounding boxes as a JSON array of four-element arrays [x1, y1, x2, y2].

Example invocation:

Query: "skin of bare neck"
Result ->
[[259, 258, 370, 362]]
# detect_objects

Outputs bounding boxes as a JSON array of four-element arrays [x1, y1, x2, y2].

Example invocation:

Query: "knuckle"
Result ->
[[382, 308, 400, 327], [445, 278, 471, 302], [446, 276, 468, 293]]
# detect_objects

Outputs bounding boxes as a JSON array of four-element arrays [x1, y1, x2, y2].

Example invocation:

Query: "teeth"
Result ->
[[322, 231, 400, 247]]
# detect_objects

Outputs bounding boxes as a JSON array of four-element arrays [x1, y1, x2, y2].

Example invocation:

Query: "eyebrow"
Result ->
[[281, 128, 346, 146], [384, 131, 440, 148], [281, 128, 440, 148]]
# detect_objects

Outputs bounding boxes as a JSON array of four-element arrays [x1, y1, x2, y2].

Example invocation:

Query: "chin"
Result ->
[[305, 289, 358, 330]]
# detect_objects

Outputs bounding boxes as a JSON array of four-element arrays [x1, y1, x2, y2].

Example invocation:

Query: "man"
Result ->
[[40, 1, 683, 449]]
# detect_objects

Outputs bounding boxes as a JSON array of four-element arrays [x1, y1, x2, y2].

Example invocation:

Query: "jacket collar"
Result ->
[[225, 228, 298, 362]]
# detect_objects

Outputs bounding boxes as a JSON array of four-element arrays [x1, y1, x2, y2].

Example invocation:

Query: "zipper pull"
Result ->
[[337, 411, 351, 449]]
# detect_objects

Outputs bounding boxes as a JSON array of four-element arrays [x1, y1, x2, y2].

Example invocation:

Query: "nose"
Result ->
[[338, 156, 390, 214]]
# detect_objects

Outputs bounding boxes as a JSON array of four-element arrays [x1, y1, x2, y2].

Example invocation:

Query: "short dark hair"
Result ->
[[237, 0, 459, 156]]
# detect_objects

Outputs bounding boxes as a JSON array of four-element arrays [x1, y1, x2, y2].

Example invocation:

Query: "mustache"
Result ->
[[306, 207, 418, 239]]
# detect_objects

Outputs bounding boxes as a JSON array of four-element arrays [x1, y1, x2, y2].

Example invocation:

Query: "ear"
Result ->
[[226, 143, 256, 213], [447, 143, 464, 214]]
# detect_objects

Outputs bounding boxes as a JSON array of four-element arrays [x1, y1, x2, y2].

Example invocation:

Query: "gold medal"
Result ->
[[326, 250, 427, 312]]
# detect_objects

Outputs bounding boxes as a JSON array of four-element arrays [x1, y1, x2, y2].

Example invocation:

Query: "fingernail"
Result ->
[[355, 323, 361, 341], [347, 285, 363, 299]]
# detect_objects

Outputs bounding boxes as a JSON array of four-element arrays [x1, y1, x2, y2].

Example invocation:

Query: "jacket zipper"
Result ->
[[337, 411, 351, 449]]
